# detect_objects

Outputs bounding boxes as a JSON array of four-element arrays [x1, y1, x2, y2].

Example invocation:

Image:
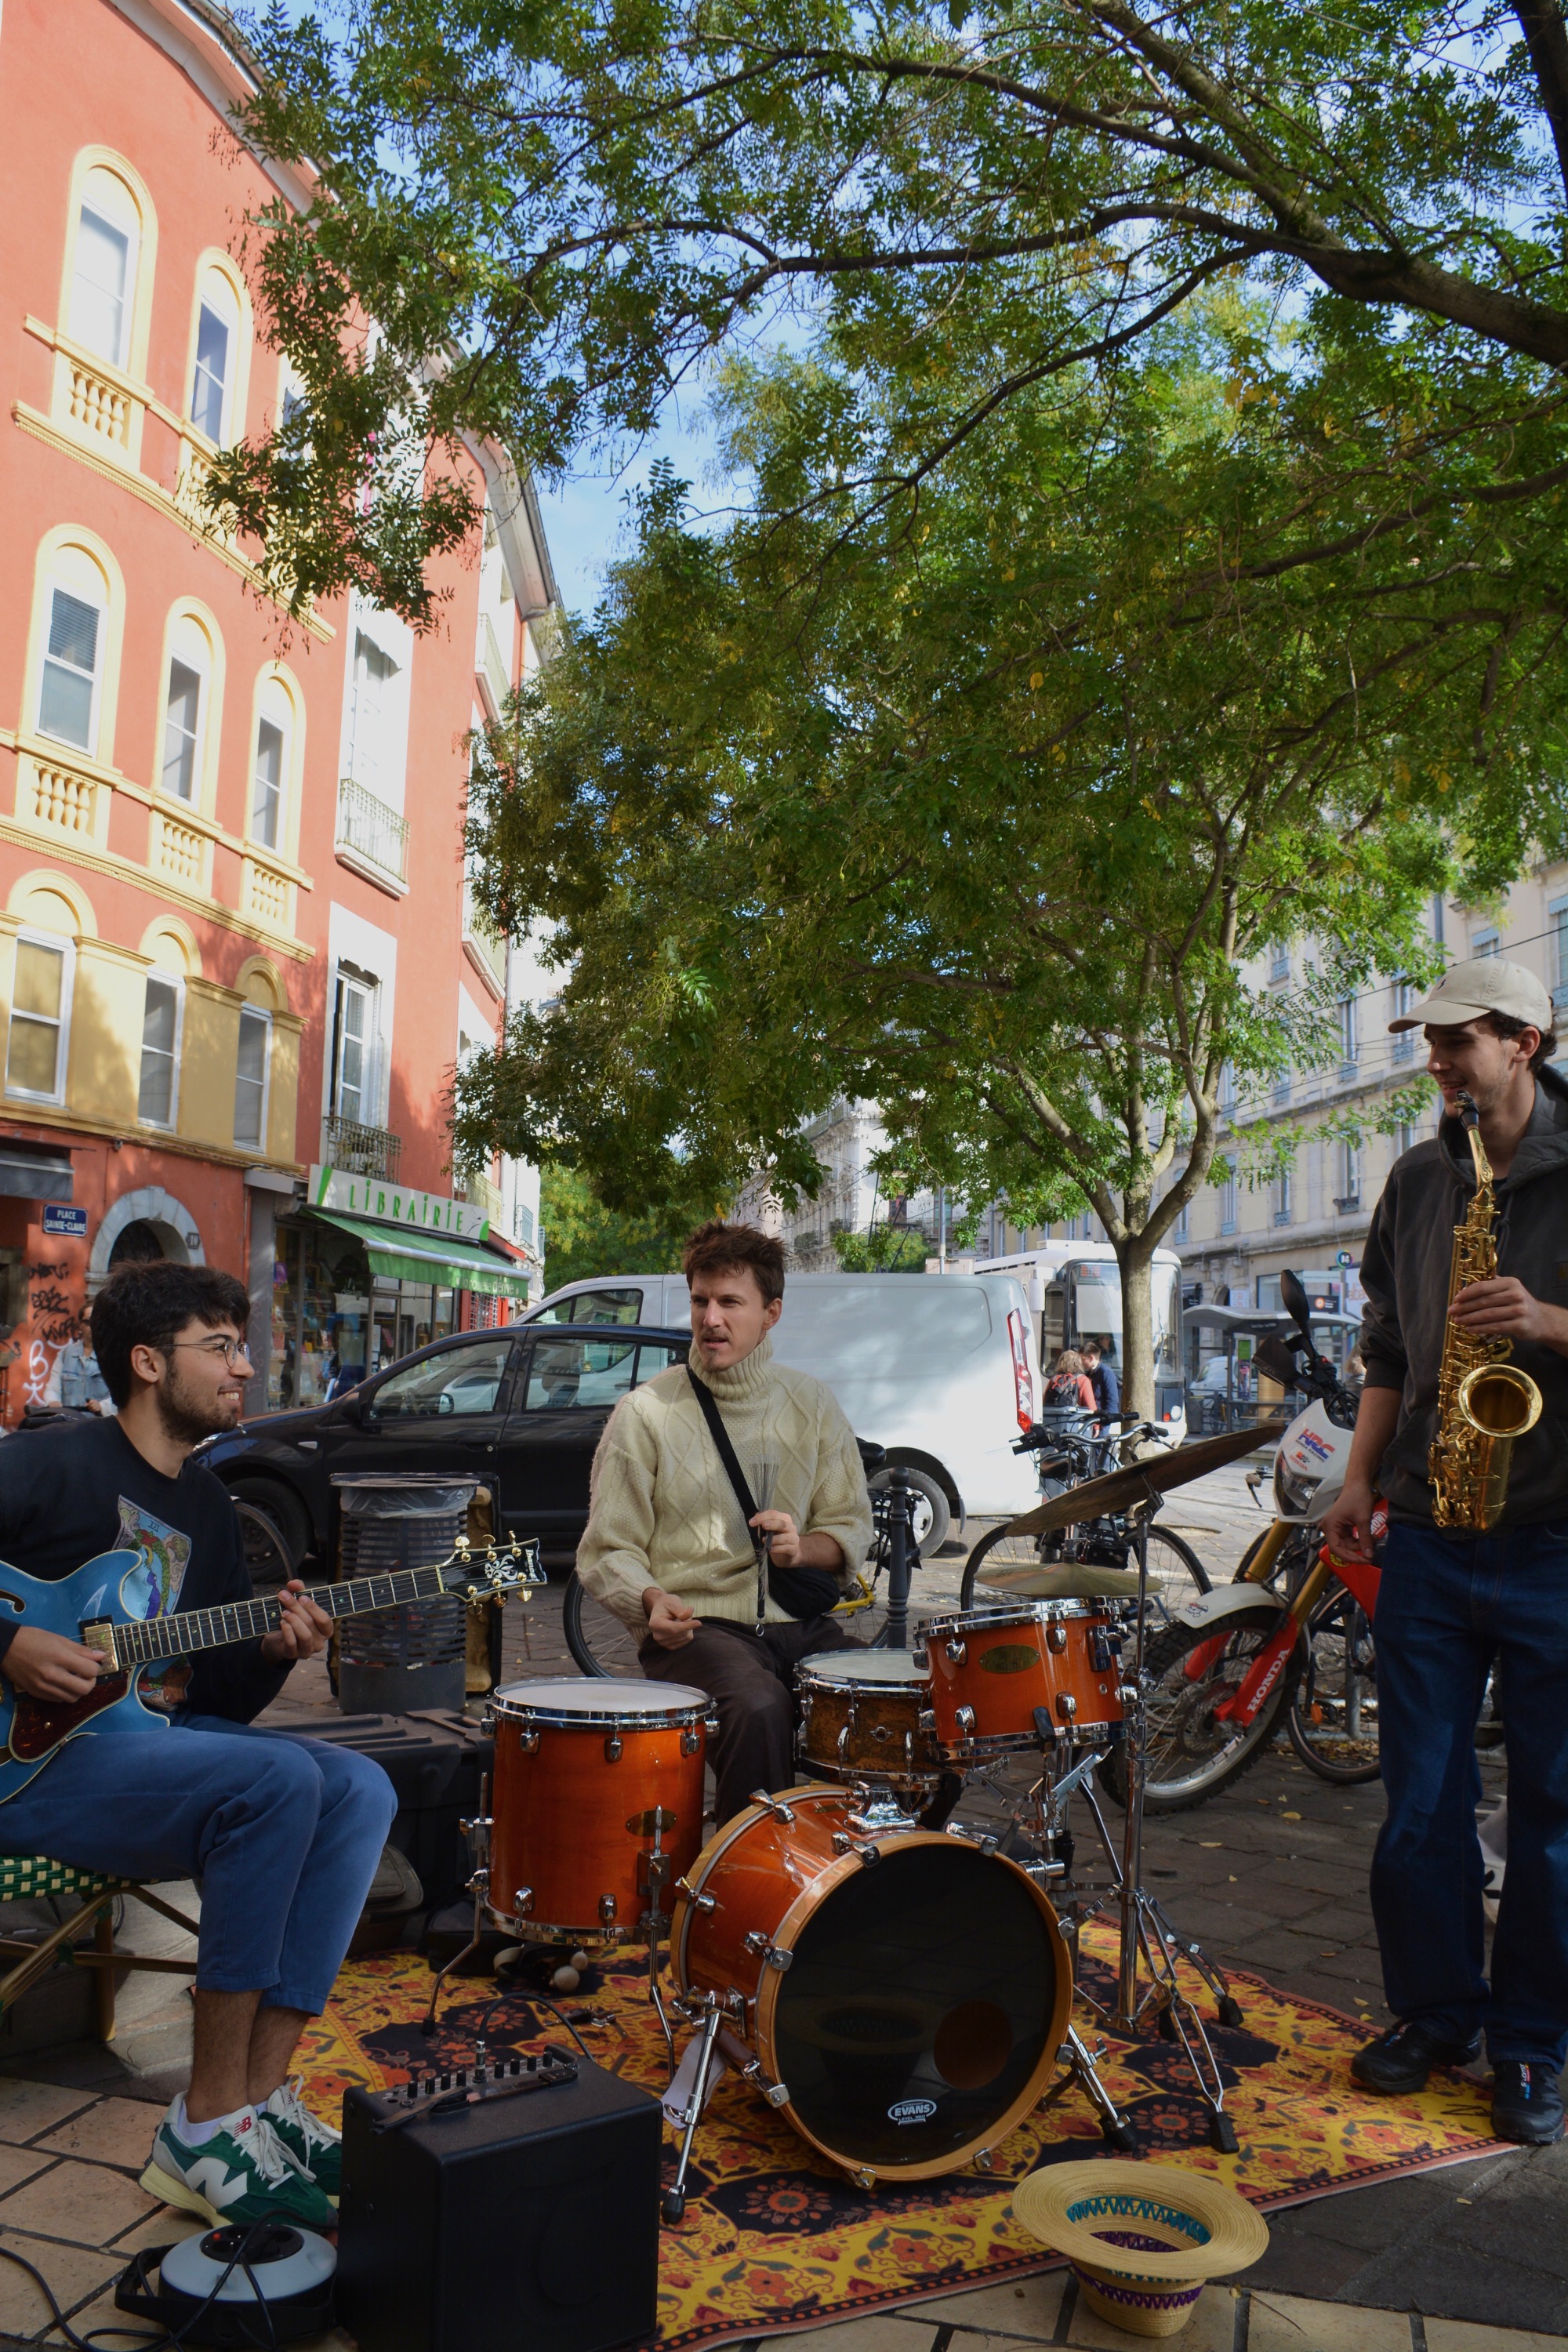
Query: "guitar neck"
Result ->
[[112, 1564, 455, 1668]]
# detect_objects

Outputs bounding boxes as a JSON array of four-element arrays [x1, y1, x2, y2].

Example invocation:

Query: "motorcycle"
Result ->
[[1101, 1269, 1381, 1813]]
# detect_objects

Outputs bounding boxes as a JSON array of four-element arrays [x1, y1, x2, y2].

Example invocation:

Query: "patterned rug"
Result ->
[[298, 1926, 1503, 2351]]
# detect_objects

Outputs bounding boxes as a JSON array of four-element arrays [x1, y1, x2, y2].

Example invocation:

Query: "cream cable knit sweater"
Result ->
[[575, 1334, 874, 1635]]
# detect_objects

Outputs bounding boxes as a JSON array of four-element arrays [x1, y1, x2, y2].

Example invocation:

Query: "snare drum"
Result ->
[[796, 1651, 942, 1790], [487, 1679, 710, 1944], [672, 1784, 1071, 2183], [924, 1604, 1125, 1758]]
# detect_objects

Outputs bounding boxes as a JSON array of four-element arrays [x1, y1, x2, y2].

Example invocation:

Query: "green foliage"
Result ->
[[537, 1165, 713, 1294], [831, 1225, 929, 1273]]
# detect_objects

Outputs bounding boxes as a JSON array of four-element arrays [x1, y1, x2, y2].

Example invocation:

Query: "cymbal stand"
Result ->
[[1071, 1483, 1243, 2153]]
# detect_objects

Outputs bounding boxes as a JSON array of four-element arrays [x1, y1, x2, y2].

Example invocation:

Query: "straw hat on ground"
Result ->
[[1013, 2160, 1269, 2339]]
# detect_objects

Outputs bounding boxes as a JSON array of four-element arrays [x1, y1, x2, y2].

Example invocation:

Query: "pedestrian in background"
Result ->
[[1045, 1349, 1096, 1410], [1080, 1338, 1120, 1421]]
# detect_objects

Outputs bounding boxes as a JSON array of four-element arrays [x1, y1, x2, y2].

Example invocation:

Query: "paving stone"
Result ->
[[902, 2275, 1068, 2335], [1065, 2280, 1237, 2347], [1240, 2229, 1378, 2303], [0, 2083, 96, 2147], [0, 2158, 158, 2248], [1425, 2320, 1568, 2350], [1249, 2288, 1411, 2349], [0, 2237, 120, 2339], [37, 2096, 159, 2170], [1346, 2240, 1568, 2335], [107, 2205, 203, 2253], [783, 2319, 946, 2352]]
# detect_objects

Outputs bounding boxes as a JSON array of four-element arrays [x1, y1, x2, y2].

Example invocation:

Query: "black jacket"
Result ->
[[1359, 1065, 1568, 1529]]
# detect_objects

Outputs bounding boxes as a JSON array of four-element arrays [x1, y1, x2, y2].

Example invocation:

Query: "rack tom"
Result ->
[[486, 1679, 711, 1945], [797, 1651, 942, 1791], [923, 1604, 1125, 1758]]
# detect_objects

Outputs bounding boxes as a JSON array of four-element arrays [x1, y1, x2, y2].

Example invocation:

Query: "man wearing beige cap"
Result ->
[[1323, 956, 1568, 2143]]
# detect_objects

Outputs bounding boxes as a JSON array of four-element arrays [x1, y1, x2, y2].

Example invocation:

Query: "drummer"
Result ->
[[576, 1221, 875, 1827]]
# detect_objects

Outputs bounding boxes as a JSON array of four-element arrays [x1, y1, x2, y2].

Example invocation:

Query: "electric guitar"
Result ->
[[0, 1535, 543, 1806]]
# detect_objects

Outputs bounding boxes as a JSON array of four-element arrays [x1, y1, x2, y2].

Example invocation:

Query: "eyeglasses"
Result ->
[[171, 1338, 254, 1370]]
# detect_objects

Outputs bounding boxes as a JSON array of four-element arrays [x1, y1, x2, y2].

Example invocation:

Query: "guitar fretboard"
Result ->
[[112, 1565, 455, 1668]]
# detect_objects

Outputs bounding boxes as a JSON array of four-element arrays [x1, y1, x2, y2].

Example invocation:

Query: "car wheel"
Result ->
[[230, 1478, 311, 1585]]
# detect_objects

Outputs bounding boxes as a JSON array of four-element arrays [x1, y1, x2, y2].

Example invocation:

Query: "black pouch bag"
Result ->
[[685, 1366, 842, 1621]]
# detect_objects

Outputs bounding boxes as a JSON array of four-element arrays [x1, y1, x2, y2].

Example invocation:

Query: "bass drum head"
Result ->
[[766, 1838, 1065, 2173]]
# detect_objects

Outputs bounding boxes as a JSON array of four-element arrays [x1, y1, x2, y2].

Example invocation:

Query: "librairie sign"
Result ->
[[309, 1166, 489, 1241]]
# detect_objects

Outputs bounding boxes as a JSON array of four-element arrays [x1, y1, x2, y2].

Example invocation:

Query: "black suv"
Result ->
[[201, 1321, 691, 1573]]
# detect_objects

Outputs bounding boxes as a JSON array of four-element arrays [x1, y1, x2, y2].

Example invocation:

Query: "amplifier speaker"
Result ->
[[336, 2058, 662, 2352]]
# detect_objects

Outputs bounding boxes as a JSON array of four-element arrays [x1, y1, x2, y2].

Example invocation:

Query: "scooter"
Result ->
[[1101, 1269, 1381, 1813]]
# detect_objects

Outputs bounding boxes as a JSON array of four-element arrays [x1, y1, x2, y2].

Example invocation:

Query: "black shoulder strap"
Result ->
[[686, 1365, 760, 1533]]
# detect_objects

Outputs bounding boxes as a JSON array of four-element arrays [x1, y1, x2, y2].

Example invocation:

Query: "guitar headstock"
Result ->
[[441, 1533, 547, 1609]]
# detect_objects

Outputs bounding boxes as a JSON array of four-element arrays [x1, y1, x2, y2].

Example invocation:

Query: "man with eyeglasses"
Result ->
[[0, 1261, 394, 2232]]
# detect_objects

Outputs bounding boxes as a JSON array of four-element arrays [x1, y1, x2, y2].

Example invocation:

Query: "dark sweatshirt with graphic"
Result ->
[[0, 1419, 288, 1720], [1359, 1065, 1568, 1530]]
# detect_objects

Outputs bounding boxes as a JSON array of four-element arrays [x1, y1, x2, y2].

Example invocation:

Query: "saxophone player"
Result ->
[[1323, 957, 1568, 2143]]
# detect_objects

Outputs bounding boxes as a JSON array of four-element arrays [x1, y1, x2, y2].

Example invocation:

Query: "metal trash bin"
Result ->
[[333, 1474, 478, 1717]]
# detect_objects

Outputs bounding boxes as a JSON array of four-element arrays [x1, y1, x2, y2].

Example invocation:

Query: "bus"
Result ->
[[971, 1242, 1187, 1438]]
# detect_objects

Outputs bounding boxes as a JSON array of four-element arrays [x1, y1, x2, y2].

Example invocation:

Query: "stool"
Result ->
[[0, 1857, 199, 2042]]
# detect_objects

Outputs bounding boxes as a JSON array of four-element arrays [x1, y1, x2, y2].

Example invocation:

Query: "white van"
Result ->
[[973, 1240, 1188, 1441], [521, 1270, 1044, 1546]]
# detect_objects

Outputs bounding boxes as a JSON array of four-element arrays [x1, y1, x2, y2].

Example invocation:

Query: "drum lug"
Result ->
[[832, 1831, 852, 1855], [955, 1706, 976, 1736], [605, 1733, 624, 1762], [750, 1791, 796, 1825], [600, 1894, 619, 1925], [972, 2147, 995, 2174], [739, 2056, 791, 2107], [764, 2080, 791, 2107], [514, 1886, 533, 1916], [1057, 1694, 1078, 1722], [519, 1730, 540, 1755], [944, 1639, 967, 1664], [680, 1729, 701, 1755], [917, 1709, 936, 1730], [704, 1715, 720, 1735], [675, 1877, 717, 1914], [742, 1930, 793, 1971], [1047, 1623, 1068, 1654], [846, 2166, 876, 2191]]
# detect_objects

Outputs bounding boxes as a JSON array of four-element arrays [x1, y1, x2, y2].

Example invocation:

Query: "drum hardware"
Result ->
[[661, 1994, 728, 2223], [742, 1930, 795, 1969], [514, 1888, 534, 1915], [605, 1734, 623, 1761], [750, 1791, 797, 1824], [599, 1895, 618, 1924]]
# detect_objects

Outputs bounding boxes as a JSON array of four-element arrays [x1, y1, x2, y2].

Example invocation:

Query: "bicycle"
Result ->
[[960, 1411, 1213, 1620]]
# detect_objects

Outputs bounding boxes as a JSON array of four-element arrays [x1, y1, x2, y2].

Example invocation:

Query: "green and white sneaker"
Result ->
[[262, 2078, 342, 2204], [141, 2103, 336, 2230]]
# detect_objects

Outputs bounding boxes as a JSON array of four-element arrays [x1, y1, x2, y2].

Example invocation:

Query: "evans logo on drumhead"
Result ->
[[887, 2098, 938, 2125]]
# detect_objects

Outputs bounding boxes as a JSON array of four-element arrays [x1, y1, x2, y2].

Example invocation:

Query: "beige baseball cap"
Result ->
[[1388, 956, 1553, 1033]]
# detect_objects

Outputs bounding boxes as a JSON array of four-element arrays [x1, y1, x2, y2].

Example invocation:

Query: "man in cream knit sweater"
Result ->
[[577, 1221, 874, 1826]]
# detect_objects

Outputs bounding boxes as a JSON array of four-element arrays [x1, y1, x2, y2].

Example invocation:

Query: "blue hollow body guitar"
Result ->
[[0, 1536, 543, 1806]]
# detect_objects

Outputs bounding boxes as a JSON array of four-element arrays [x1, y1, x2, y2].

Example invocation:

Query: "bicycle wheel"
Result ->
[[562, 1573, 648, 1678], [1098, 1603, 1297, 1813], [960, 1523, 1210, 1620], [1287, 1587, 1379, 1782]]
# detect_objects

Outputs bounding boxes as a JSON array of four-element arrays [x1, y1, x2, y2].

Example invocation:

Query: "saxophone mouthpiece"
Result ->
[[1455, 1090, 1480, 1131]]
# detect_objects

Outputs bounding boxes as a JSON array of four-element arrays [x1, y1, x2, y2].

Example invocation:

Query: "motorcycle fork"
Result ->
[[1211, 1557, 1334, 1728], [1182, 1519, 1294, 1681]]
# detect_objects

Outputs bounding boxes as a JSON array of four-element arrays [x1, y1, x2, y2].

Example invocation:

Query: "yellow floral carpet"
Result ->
[[298, 1929, 1503, 2351]]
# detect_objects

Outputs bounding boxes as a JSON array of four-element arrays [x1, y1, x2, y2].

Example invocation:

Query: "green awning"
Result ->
[[303, 1207, 532, 1299]]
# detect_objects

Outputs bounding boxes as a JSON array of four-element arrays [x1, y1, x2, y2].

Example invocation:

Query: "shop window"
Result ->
[[234, 1006, 270, 1148], [38, 585, 102, 752], [137, 974, 181, 1127], [7, 936, 72, 1102]]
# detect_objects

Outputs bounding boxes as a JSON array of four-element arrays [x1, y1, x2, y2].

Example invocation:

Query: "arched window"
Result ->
[[34, 544, 111, 756], [187, 264, 245, 446], [250, 677, 296, 850], [5, 894, 79, 1107], [68, 166, 142, 368], [234, 1006, 270, 1147], [158, 612, 219, 804]]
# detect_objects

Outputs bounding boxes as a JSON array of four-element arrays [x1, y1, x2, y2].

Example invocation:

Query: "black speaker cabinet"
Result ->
[[336, 2060, 662, 2352]]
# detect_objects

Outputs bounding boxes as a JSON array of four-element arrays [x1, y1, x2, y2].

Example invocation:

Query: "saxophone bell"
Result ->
[[1429, 1089, 1544, 1531]]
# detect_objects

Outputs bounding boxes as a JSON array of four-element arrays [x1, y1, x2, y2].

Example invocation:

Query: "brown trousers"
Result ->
[[639, 1615, 863, 1829]]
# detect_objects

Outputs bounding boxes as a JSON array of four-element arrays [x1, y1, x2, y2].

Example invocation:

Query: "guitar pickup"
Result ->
[[79, 1619, 120, 1673]]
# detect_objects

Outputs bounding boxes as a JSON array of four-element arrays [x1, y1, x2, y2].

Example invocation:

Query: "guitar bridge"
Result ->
[[79, 1619, 120, 1673]]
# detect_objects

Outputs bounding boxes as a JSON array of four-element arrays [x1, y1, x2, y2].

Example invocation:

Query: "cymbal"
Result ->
[[1004, 1421, 1284, 1540], [972, 1564, 1144, 1602]]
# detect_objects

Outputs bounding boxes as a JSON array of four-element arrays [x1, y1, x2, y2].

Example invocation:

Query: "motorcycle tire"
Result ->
[[1098, 1602, 1298, 1815]]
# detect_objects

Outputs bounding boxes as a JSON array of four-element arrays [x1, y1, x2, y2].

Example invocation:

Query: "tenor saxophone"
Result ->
[[1428, 1091, 1543, 1530]]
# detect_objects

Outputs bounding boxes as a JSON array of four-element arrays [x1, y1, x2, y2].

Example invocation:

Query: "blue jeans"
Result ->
[[1372, 1518, 1568, 2066], [0, 1714, 395, 2013]]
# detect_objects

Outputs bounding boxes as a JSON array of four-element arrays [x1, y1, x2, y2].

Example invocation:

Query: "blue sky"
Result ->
[[532, 406, 715, 618]]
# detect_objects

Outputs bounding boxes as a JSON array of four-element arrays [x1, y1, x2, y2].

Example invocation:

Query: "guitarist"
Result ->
[[0, 1261, 395, 2230]]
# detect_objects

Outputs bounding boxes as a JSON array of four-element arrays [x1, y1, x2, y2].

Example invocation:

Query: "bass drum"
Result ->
[[671, 1786, 1071, 2182]]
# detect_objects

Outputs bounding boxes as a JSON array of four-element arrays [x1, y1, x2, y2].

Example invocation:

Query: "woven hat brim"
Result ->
[[1012, 2161, 1269, 2282]]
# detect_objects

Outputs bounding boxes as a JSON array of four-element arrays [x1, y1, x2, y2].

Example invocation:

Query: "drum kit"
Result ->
[[433, 1425, 1269, 2225]]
